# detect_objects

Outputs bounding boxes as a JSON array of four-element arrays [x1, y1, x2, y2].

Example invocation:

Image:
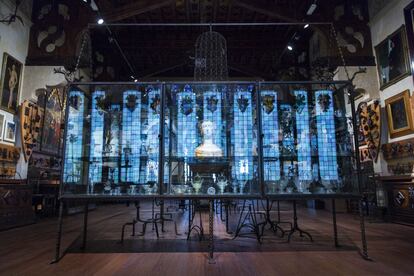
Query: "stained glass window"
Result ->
[[294, 90, 312, 180], [89, 91, 105, 183], [315, 90, 338, 180], [121, 91, 141, 183], [177, 85, 197, 157], [280, 104, 295, 158], [261, 90, 280, 181], [203, 90, 223, 150], [146, 88, 161, 183], [63, 91, 84, 183], [233, 89, 253, 181], [106, 105, 121, 184]]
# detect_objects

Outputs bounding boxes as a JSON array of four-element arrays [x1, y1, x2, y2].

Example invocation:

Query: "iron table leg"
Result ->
[[208, 199, 215, 264], [359, 199, 372, 260], [51, 200, 64, 264], [332, 199, 339, 247], [287, 200, 313, 242], [81, 202, 89, 250]]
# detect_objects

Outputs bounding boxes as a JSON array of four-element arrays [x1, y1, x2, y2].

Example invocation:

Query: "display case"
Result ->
[[61, 82, 359, 198]]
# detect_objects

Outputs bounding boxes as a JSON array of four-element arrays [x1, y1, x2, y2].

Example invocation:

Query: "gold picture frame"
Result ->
[[0, 53, 23, 114], [385, 90, 414, 138]]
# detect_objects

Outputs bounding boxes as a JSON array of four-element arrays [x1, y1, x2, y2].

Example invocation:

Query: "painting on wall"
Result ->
[[3, 120, 16, 143], [385, 90, 414, 138], [0, 113, 5, 140], [0, 53, 23, 114], [41, 87, 64, 155], [375, 26, 411, 90], [404, 2, 414, 83]]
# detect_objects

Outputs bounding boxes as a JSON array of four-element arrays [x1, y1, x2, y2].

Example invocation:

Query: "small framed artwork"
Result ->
[[375, 26, 411, 90], [385, 90, 414, 138], [3, 120, 16, 143], [0, 53, 23, 114]]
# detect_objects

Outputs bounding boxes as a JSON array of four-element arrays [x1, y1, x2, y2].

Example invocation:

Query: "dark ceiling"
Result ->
[[90, 0, 321, 80], [26, 0, 373, 81]]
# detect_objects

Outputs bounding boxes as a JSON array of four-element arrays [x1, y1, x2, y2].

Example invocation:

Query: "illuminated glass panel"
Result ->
[[121, 91, 141, 183], [177, 85, 197, 157], [107, 105, 121, 184], [261, 90, 280, 181], [89, 91, 105, 183], [203, 91, 223, 150], [146, 88, 161, 183], [280, 104, 295, 157], [294, 90, 312, 180], [315, 90, 338, 180], [233, 89, 253, 181], [63, 91, 84, 183]]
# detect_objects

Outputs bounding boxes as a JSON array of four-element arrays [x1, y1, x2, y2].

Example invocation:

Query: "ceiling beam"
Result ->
[[228, 64, 270, 80], [234, 0, 300, 23], [102, 0, 175, 22]]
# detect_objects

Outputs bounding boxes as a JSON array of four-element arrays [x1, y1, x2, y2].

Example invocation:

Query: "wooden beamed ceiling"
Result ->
[[93, 0, 314, 80]]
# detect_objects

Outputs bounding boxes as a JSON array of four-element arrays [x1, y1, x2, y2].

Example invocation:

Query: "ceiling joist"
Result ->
[[103, 0, 175, 22]]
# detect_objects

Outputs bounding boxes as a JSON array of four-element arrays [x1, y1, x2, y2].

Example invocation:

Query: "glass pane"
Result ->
[[260, 83, 356, 195], [62, 83, 162, 195], [164, 83, 260, 196]]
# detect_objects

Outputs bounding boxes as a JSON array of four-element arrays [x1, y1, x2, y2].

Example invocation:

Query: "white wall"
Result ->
[[21, 66, 66, 101], [368, 0, 414, 176], [370, 0, 414, 144], [0, 0, 32, 179]]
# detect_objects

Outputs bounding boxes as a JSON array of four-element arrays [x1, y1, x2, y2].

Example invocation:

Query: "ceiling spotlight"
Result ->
[[287, 45, 293, 51], [306, 2, 317, 15], [304, 24, 309, 29], [97, 18, 104, 24]]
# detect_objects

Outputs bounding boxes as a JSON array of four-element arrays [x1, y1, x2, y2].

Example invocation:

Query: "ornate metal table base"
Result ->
[[120, 201, 159, 243], [233, 200, 265, 243], [287, 201, 313, 242], [187, 200, 205, 241]]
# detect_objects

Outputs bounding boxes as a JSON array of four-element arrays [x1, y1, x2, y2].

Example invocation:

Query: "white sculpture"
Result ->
[[195, 121, 223, 157]]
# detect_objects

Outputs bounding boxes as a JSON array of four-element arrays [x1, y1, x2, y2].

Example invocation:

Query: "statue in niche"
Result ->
[[195, 121, 222, 157]]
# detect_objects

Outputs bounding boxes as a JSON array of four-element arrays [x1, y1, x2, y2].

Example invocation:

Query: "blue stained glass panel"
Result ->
[[146, 88, 161, 183], [294, 90, 312, 180], [108, 105, 121, 184], [315, 90, 338, 180], [233, 90, 253, 181], [203, 91, 223, 150], [89, 91, 105, 183], [280, 104, 295, 158], [261, 91, 280, 181], [177, 86, 197, 157], [121, 91, 141, 183], [63, 91, 84, 183]]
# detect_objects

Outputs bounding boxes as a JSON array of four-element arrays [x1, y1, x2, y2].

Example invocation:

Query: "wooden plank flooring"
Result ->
[[1, 201, 414, 275]]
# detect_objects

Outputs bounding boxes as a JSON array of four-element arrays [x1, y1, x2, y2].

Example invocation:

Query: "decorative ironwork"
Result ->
[[194, 30, 228, 81]]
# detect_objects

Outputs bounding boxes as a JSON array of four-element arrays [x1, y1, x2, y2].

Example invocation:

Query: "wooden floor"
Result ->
[[1, 201, 414, 276]]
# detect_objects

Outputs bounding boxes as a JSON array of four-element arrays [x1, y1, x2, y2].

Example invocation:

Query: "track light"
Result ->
[[287, 45, 293, 51], [304, 24, 309, 29], [97, 18, 104, 24], [306, 2, 317, 15]]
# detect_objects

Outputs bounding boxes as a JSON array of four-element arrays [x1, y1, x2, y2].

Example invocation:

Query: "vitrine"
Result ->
[[61, 81, 359, 198]]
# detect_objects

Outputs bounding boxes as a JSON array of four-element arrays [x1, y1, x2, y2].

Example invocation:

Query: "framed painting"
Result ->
[[41, 86, 64, 155], [0, 53, 23, 114], [3, 120, 16, 143], [404, 1, 414, 83], [0, 113, 5, 140], [374, 26, 411, 90], [385, 90, 414, 138]]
